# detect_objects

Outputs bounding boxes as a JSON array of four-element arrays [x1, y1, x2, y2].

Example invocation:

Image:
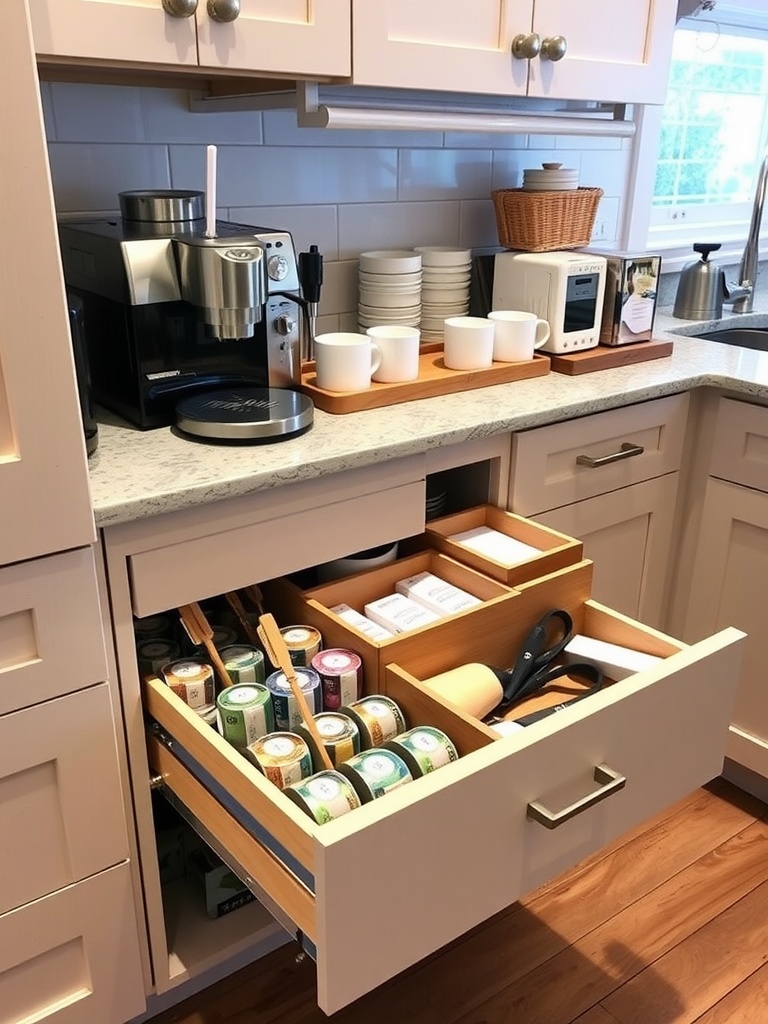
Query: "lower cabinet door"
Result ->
[[144, 566, 744, 1014], [0, 862, 145, 1024]]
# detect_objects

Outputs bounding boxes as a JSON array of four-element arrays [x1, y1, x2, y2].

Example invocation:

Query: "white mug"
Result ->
[[443, 316, 495, 371], [488, 310, 551, 362], [366, 325, 421, 383], [314, 333, 382, 392]]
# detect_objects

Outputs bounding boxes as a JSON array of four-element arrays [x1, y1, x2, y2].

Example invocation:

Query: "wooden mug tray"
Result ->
[[549, 338, 673, 375], [300, 343, 550, 414]]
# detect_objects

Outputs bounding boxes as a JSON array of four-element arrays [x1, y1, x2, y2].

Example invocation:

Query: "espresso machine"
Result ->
[[58, 189, 317, 442]]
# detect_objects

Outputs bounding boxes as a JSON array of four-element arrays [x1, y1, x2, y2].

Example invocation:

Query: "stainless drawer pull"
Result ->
[[527, 764, 626, 829], [576, 442, 644, 468]]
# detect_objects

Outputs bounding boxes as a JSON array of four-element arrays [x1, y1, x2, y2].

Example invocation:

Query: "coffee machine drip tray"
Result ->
[[175, 387, 314, 444]]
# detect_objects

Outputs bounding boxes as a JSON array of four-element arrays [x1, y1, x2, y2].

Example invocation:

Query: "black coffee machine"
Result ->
[[58, 190, 315, 439]]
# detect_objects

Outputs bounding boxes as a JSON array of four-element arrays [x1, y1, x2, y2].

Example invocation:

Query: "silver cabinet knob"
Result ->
[[207, 0, 240, 22], [162, 0, 198, 17], [511, 33, 541, 60], [541, 36, 568, 61]]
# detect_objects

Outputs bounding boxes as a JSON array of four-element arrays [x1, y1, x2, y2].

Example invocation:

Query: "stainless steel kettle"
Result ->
[[673, 243, 727, 320]]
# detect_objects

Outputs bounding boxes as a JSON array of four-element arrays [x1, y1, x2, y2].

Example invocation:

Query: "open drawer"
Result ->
[[143, 561, 744, 1015]]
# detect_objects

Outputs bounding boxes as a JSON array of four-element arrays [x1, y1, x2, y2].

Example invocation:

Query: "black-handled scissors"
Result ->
[[491, 609, 603, 724]]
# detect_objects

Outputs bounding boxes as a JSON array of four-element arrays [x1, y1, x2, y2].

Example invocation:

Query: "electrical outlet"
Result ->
[[591, 220, 609, 240]]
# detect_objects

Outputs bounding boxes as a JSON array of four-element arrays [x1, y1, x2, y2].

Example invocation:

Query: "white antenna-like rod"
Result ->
[[205, 144, 217, 238]]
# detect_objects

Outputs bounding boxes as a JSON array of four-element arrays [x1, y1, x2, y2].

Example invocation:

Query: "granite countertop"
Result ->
[[89, 307, 768, 529]]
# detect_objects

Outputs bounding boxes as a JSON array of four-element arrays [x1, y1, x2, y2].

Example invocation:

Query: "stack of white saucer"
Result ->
[[358, 250, 422, 331], [522, 162, 579, 192], [415, 246, 472, 342]]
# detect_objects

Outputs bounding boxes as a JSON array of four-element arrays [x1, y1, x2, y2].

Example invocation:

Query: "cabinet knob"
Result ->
[[541, 35, 568, 62], [207, 0, 240, 22], [511, 33, 542, 60], [162, 0, 198, 17]]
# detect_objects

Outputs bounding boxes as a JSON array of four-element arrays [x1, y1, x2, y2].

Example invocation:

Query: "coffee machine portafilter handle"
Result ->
[[298, 244, 324, 362]]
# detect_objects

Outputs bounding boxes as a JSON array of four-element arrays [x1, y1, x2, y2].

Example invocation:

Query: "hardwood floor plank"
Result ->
[[449, 819, 768, 1024], [692, 963, 768, 1024], [574, 1008, 622, 1024], [601, 878, 768, 1024]]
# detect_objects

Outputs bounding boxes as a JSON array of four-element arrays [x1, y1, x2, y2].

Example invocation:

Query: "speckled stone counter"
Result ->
[[90, 307, 768, 528]]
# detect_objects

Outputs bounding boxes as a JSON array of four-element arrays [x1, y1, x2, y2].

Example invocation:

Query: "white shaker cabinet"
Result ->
[[30, 0, 351, 77], [352, 0, 677, 104]]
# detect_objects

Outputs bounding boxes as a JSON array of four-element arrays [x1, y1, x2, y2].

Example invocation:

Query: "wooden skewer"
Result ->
[[244, 584, 266, 616], [178, 602, 232, 691], [256, 613, 334, 771], [224, 591, 261, 646]]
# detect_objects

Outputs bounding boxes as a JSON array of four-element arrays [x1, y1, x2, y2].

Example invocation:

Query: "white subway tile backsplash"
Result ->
[[338, 202, 460, 260], [318, 261, 359, 316], [398, 150, 492, 201], [579, 149, 631, 196], [47, 144, 171, 211], [49, 84, 145, 143], [443, 131, 529, 150], [262, 109, 442, 149], [459, 199, 500, 250], [140, 88, 264, 145], [169, 145, 398, 205], [228, 204, 339, 259]]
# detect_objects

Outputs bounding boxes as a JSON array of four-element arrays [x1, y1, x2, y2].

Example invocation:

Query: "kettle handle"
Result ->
[[693, 243, 722, 262]]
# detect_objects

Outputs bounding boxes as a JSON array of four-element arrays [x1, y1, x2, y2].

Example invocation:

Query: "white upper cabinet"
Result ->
[[1, 1, 95, 567], [30, 0, 351, 77], [351, 0, 678, 104]]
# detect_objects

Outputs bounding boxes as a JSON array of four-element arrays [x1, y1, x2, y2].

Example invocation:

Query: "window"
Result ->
[[648, 1, 768, 252]]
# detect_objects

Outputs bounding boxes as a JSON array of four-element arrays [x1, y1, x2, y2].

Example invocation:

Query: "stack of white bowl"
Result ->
[[522, 162, 579, 192], [358, 250, 422, 331], [415, 246, 472, 342]]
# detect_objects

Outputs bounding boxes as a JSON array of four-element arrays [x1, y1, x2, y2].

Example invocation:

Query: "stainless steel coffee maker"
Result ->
[[58, 190, 314, 439]]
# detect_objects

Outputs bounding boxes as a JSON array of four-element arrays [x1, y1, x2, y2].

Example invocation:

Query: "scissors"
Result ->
[[489, 608, 603, 726]]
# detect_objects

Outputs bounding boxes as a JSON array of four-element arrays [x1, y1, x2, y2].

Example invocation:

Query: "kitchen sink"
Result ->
[[690, 327, 768, 351]]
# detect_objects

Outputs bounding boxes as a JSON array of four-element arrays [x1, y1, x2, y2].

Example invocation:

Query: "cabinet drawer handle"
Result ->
[[576, 442, 644, 468], [511, 33, 542, 60], [527, 764, 626, 829], [540, 35, 568, 62], [162, 0, 198, 16], [207, 0, 240, 22]]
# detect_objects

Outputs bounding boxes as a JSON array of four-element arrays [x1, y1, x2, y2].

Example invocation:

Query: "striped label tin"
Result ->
[[220, 644, 266, 686], [244, 732, 312, 789], [284, 770, 362, 824], [311, 649, 362, 710], [296, 712, 361, 770], [280, 625, 322, 667], [265, 667, 322, 731], [338, 748, 413, 802], [161, 659, 215, 710], [216, 684, 274, 750], [386, 726, 458, 777], [341, 695, 406, 749]]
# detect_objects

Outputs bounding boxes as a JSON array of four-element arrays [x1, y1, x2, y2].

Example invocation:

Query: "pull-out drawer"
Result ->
[[510, 394, 690, 515], [0, 547, 107, 715], [708, 397, 768, 490], [144, 561, 743, 1014]]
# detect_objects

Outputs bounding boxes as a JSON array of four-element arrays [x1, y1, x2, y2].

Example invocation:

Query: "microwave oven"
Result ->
[[491, 251, 607, 354]]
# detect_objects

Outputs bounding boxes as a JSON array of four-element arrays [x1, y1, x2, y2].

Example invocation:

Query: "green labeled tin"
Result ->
[[220, 644, 266, 686], [338, 748, 413, 802], [216, 684, 274, 750], [385, 726, 458, 777], [284, 770, 362, 824]]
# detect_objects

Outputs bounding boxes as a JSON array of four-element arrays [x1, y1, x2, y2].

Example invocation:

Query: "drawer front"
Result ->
[[0, 684, 130, 915], [0, 547, 107, 715], [510, 394, 690, 515], [709, 397, 768, 490], [0, 862, 145, 1024], [144, 587, 743, 1014]]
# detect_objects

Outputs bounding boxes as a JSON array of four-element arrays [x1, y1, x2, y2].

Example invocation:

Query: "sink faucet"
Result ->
[[731, 149, 768, 314]]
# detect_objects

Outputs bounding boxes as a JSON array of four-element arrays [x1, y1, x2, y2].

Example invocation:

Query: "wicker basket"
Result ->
[[491, 186, 603, 252]]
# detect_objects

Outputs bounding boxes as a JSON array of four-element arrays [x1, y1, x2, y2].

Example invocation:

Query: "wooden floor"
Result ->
[[147, 778, 768, 1024]]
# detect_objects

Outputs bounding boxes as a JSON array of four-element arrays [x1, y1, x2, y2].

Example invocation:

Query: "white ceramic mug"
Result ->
[[488, 310, 551, 362], [314, 333, 382, 392], [366, 325, 421, 383], [442, 316, 495, 370]]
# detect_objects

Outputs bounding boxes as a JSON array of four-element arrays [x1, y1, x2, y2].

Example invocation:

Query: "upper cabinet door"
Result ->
[[29, 0, 198, 65], [352, 0, 531, 94], [528, 0, 677, 105], [197, 0, 351, 76], [1, 3, 95, 567]]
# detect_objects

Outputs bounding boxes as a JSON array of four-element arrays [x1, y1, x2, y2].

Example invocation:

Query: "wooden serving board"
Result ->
[[300, 344, 550, 414], [549, 338, 673, 375]]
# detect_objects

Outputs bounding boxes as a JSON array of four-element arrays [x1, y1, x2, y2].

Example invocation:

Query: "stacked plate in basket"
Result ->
[[522, 162, 579, 192], [358, 250, 422, 331], [415, 246, 472, 342]]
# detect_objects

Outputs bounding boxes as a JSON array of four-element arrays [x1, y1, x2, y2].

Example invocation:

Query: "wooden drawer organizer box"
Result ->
[[143, 511, 743, 1014]]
